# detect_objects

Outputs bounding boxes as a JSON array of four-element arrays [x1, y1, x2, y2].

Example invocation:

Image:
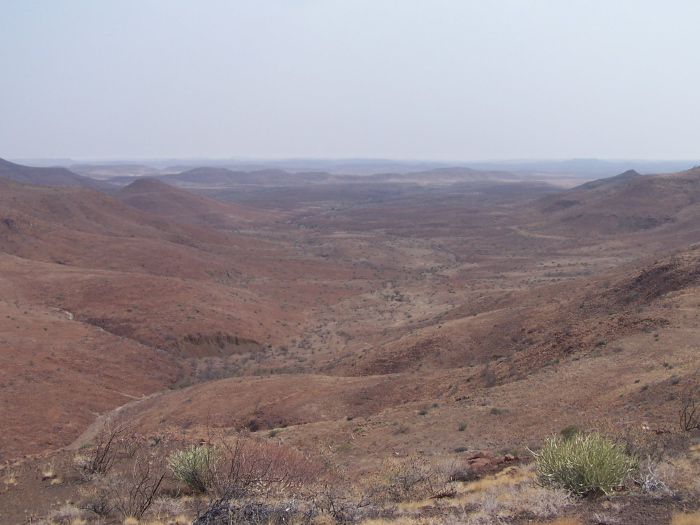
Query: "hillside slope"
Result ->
[[114, 177, 278, 227], [535, 167, 700, 238], [0, 158, 115, 191]]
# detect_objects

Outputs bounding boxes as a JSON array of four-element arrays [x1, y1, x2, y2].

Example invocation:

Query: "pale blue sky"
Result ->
[[2, 1, 699, 161]]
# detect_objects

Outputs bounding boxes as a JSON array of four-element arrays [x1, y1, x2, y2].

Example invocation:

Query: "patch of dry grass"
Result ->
[[461, 465, 530, 494], [44, 503, 89, 525], [673, 511, 700, 525], [383, 464, 574, 524], [463, 482, 573, 524], [532, 518, 583, 525]]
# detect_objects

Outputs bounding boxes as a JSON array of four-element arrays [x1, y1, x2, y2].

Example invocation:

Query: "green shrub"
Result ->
[[533, 432, 637, 497], [168, 444, 220, 493], [560, 424, 581, 440]]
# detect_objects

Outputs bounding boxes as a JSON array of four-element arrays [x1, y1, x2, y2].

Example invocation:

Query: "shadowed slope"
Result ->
[[114, 177, 278, 227]]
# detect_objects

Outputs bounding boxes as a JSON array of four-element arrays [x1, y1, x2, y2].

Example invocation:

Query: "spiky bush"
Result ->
[[533, 432, 637, 497], [169, 443, 220, 493]]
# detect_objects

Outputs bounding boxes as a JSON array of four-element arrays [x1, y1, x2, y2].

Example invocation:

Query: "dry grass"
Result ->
[[362, 519, 436, 525], [673, 511, 700, 525], [463, 483, 572, 524], [138, 520, 190, 525], [145, 496, 191, 522], [41, 461, 56, 479], [457, 464, 572, 523], [45, 504, 88, 525], [376, 464, 574, 524], [532, 519, 584, 525], [461, 465, 530, 494]]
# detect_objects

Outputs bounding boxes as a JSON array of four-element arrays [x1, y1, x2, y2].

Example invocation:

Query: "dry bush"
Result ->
[[1, 464, 18, 488], [434, 457, 478, 484], [111, 449, 168, 520], [46, 504, 89, 525], [147, 496, 192, 524], [206, 435, 324, 499], [80, 474, 118, 516], [380, 456, 441, 503], [634, 455, 679, 494], [79, 440, 168, 521], [596, 420, 691, 495], [531, 518, 583, 525], [314, 487, 374, 524], [73, 423, 134, 479], [169, 434, 323, 498], [680, 378, 700, 432], [316, 456, 458, 523], [192, 499, 315, 525], [187, 434, 327, 524]]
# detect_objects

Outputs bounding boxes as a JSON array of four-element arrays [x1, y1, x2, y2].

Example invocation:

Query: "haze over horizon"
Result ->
[[2, 1, 699, 161]]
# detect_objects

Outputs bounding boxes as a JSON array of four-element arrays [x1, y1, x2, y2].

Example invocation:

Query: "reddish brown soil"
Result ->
[[3, 163, 700, 523]]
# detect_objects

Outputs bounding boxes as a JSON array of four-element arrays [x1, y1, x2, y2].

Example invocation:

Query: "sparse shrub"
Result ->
[[418, 408, 428, 416], [169, 443, 220, 493], [193, 499, 312, 525], [466, 482, 572, 524], [533, 432, 637, 497], [79, 443, 169, 520], [336, 442, 353, 454], [112, 450, 167, 520], [448, 465, 478, 482], [481, 366, 497, 387], [635, 455, 675, 494], [458, 423, 467, 431], [392, 424, 410, 435], [315, 487, 369, 524], [74, 423, 132, 479], [560, 425, 581, 440], [79, 474, 118, 516], [210, 435, 324, 499], [47, 504, 88, 525], [680, 380, 700, 431], [490, 407, 507, 415], [385, 456, 438, 502]]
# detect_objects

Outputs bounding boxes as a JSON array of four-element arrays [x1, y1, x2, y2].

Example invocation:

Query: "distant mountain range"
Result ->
[[11, 157, 700, 178], [0, 158, 115, 190]]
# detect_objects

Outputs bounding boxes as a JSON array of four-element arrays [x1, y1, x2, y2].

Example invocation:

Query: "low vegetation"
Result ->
[[533, 432, 638, 497], [19, 417, 700, 524], [169, 443, 220, 493]]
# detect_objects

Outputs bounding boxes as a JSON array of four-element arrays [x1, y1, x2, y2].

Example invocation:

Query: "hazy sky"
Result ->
[[2, 1, 699, 161]]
